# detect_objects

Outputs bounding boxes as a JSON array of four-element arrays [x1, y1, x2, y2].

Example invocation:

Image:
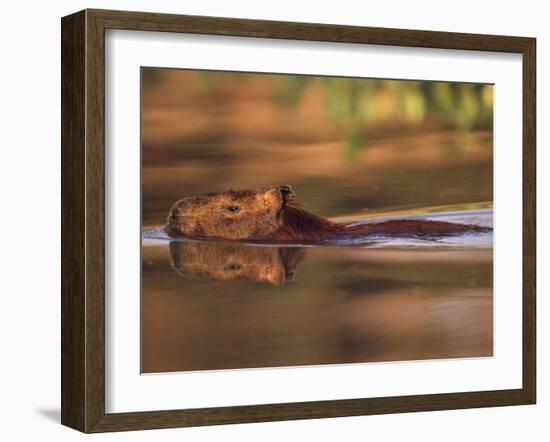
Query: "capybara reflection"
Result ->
[[166, 185, 490, 242], [169, 241, 304, 285]]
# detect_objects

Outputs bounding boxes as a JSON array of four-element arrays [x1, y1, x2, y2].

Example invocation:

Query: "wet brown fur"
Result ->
[[166, 185, 490, 242]]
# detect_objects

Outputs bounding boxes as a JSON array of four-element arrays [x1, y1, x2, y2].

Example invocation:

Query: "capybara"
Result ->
[[165, 185, 490, 242]]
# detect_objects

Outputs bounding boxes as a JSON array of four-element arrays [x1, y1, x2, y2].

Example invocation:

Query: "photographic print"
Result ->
[[141, 68, 493, 374]]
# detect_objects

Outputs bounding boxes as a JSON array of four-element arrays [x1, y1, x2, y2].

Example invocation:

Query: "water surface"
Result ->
[[140, 70, 494, 374], [142, 208, 493, 373]]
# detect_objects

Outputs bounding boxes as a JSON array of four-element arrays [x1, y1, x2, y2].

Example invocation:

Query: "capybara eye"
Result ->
[[223, 263, 242, 271], [223, 205, 240, 213]]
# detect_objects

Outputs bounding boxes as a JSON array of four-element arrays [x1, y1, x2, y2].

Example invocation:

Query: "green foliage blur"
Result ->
[[279, 76, 493, 157], [279, 76, 493, 129], [144, 69, 494, 158]]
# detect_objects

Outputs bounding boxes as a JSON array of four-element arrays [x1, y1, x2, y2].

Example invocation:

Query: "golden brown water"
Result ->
[[141, 70, 493, 228], [140, 68, 493, 374], [142, 241, 492, 373]]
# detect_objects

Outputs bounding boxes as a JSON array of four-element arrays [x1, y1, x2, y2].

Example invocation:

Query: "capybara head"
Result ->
[[166, 185, 296, 241]]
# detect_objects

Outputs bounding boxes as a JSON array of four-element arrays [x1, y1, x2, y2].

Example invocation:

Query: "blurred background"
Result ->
[[141, 69, 493, 227]]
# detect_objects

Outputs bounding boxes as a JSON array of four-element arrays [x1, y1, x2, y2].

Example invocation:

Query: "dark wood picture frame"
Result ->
[[61, 8, 536, 433]]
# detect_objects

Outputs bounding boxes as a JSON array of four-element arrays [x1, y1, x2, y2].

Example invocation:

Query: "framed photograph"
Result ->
[[61, 9, 536, 433]]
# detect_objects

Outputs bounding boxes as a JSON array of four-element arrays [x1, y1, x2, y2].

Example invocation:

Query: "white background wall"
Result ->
[[0, 0, 546, 440]]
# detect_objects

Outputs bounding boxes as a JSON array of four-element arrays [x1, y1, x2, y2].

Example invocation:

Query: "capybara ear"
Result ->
[[262, 185, 294, 213], [263, 186, 284, 212], [277, 184, 295, 201]]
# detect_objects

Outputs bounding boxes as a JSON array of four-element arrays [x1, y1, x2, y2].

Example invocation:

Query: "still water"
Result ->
[[140, 70, 493, 374], [141, 208, 492, 374]]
